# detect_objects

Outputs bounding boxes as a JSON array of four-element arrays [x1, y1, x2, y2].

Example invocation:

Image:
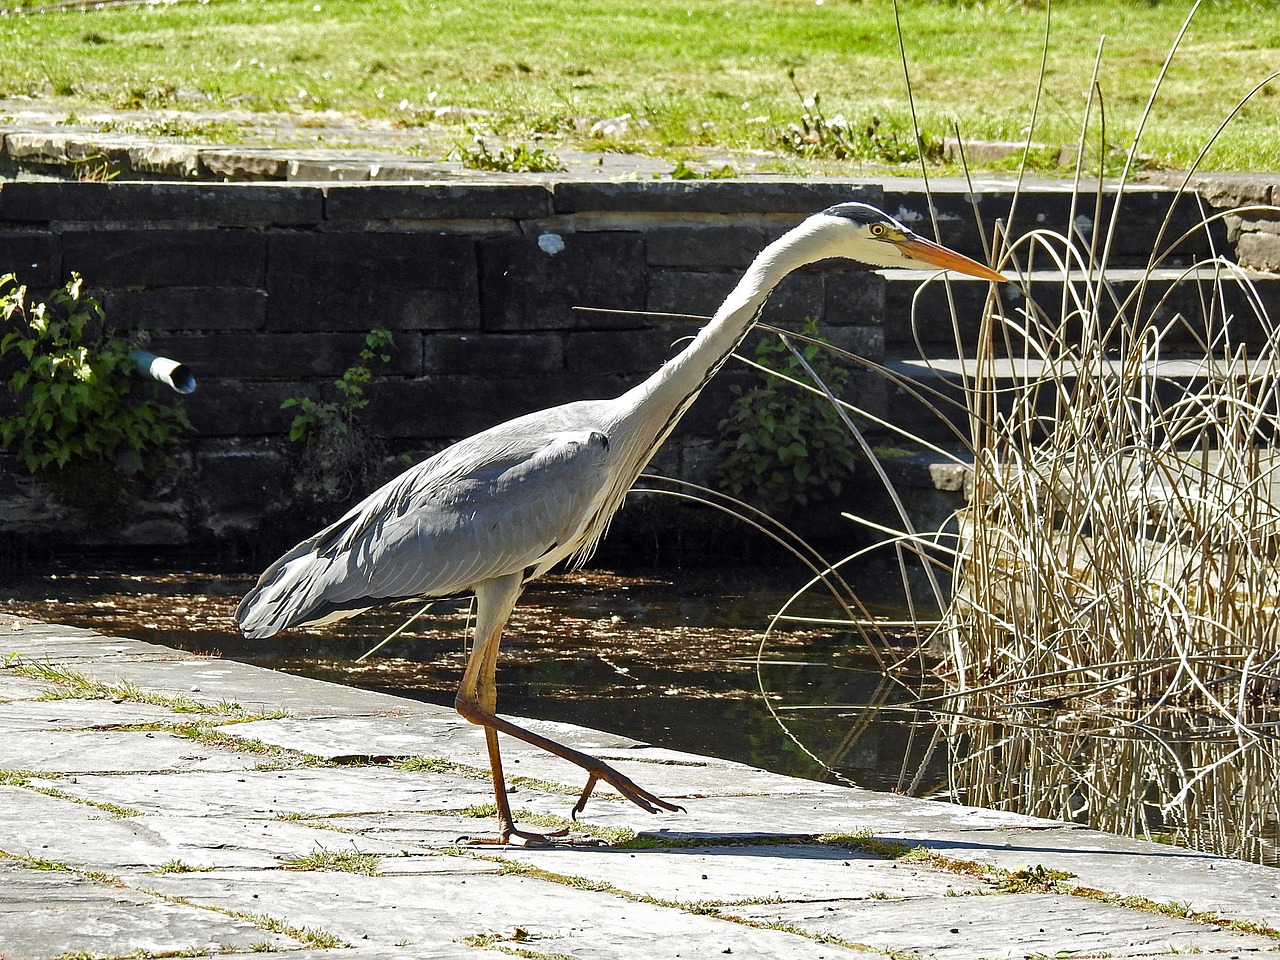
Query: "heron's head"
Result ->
[[816, 201, 1008, 283]]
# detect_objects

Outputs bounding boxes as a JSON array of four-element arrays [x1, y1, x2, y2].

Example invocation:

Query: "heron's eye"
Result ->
[[870, 223, 887, 237]]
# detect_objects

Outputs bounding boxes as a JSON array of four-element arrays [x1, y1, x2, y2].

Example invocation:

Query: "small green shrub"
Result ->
[[281, 327, 395, 504], [717, 318, 858, 513], [450, 136, 565, 173], [668, 160, 738, 180], [776, 70, 942, 164], [0, 273, 190, 477]]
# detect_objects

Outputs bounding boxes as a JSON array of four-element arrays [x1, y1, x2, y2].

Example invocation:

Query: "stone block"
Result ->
[[0, 230, 60, 287], [565, 327, 683, 378], [883, 272, 1021, 349], [553, 179, 881, 214], [0, 181, 322, 226], [123, 143, 201, 179], [881, 188, 1017, 263], [885, 185, 1225, 268], [146, 331, 422, 379], [1115, 188, 1228, 263], [644, 222, 772, 270], [197, 149, 289, 181], [825, 270, 886, 327], [663, 366, 747, 438], [266, 231, 480, 332], [648, 267, 825, 327], [101, 287, 268, 332], [822, 324, 885, 363], [478, 230, 646, 331], [1192, 173, 1276, 209], [324, 183, 553, 222], [1238, 229, 1280, 272], [368, 160, 457, 181], [422, 332, 562, 378], [61, 229, 266, 287], [193, 446, 288, 534], [365, 374, 623, 440], [182, 380, 307, 436], [2, 132, 104, 164], [646, 269, 730, 319], [287, 158, 372, 182]]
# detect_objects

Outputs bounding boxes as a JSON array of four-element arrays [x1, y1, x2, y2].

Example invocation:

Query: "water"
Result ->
[[0, 558, 945, 793]]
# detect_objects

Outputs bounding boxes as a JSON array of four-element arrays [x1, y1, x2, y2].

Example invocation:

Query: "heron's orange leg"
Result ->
[[453, 574, 682, 844]]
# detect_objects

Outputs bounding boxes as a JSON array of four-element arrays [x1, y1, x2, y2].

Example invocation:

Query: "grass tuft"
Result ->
[[279, 848, 381, 876]]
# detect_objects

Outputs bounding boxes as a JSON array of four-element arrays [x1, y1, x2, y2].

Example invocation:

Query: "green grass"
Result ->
[[278, 848, 381, 875], [0, 0, 1273, 171]]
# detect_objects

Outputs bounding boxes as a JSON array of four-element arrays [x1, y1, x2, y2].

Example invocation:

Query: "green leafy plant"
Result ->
[[668, 159, 738, 180], [450, 136, 565, 173], [0, 273, 190, 477], [776, 70, 942, 165], [281, 327, 395, 504], [717, 318, 858, 513]]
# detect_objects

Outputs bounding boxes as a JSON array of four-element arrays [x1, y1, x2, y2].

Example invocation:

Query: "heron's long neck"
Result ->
[[564, 215, 842, 565], [613, 216, 838, 453]]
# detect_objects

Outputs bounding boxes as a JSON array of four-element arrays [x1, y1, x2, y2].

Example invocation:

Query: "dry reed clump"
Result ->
[[944, 221, 1280, 708], [918, 4, 1280, 855], [750, 1, 1280, 862], [931, 200, 1280, 860]]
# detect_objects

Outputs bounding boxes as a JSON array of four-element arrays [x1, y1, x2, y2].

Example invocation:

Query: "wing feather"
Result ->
[[236, 421, 612, 638]]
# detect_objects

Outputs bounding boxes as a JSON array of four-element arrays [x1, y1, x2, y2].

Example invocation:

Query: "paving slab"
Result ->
[[138, 868, 848, 959], [496, 842, 987, 903], [233, 712, 843, 801], [0, 696, 186, 732], [0, 673, 54, 701], [729, 893, 1280, 959], [302, 810, 577, 851], [22, 766, 505, 821], [1, 623, 425, 716], [0, 859, 299, 960], [6, 616, 1280, 959], [0, 796, 421, 873], [2, 727, 267, 774]]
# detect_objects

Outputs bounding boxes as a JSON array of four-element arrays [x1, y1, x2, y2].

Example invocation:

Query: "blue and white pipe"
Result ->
[[127, 350, 196, 395]]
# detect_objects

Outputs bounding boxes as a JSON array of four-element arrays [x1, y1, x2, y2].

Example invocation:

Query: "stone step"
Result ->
[[880, 265, 1280, 354], [877, 353, 1280, 447], [880, 180, 1228, 268]]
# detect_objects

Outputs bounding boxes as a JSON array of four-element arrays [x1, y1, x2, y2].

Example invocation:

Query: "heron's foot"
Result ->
[[458, 822, 603, 848], [453, 700, 686, 822], [571, 770, 687, 821]]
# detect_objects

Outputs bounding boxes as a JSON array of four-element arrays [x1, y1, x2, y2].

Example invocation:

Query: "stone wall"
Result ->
[[0, 179, 900, 558], [0, 175, 1273, 562]]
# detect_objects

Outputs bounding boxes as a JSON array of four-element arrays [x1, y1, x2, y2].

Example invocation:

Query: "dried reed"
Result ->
[[754, 1, 1280, 862]]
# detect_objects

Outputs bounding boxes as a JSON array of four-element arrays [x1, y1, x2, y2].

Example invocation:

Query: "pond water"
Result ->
[[0, 558, 945, 794]]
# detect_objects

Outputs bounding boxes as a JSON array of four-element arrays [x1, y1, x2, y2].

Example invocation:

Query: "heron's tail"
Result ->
[[235, 546, 320, 638], [236, 538, 370, 638]]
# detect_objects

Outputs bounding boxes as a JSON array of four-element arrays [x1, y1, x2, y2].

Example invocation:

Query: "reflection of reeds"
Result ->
[[757, 1, 1280, 863]]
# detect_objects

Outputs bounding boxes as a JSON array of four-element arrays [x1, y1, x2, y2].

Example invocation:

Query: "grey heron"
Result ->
[[236, 202, 1007, 844]]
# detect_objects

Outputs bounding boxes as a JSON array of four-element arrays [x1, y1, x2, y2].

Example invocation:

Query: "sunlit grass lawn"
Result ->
[[0, 0, 1274, 172]]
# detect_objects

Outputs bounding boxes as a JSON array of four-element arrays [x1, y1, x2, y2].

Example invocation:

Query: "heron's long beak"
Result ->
[[897, 235, 1009, 283]]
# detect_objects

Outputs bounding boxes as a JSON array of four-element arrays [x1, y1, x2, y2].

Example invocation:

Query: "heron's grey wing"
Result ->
[[236, 429, 612, 638]]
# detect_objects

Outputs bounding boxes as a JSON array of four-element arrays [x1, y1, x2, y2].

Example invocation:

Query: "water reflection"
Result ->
[[932, 698, 1280, 866], [0, 561, 942, 792]]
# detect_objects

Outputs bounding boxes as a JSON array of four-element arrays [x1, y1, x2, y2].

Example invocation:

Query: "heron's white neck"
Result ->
[[613, 214, 842, 449], [562, 213, 848, 566]]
